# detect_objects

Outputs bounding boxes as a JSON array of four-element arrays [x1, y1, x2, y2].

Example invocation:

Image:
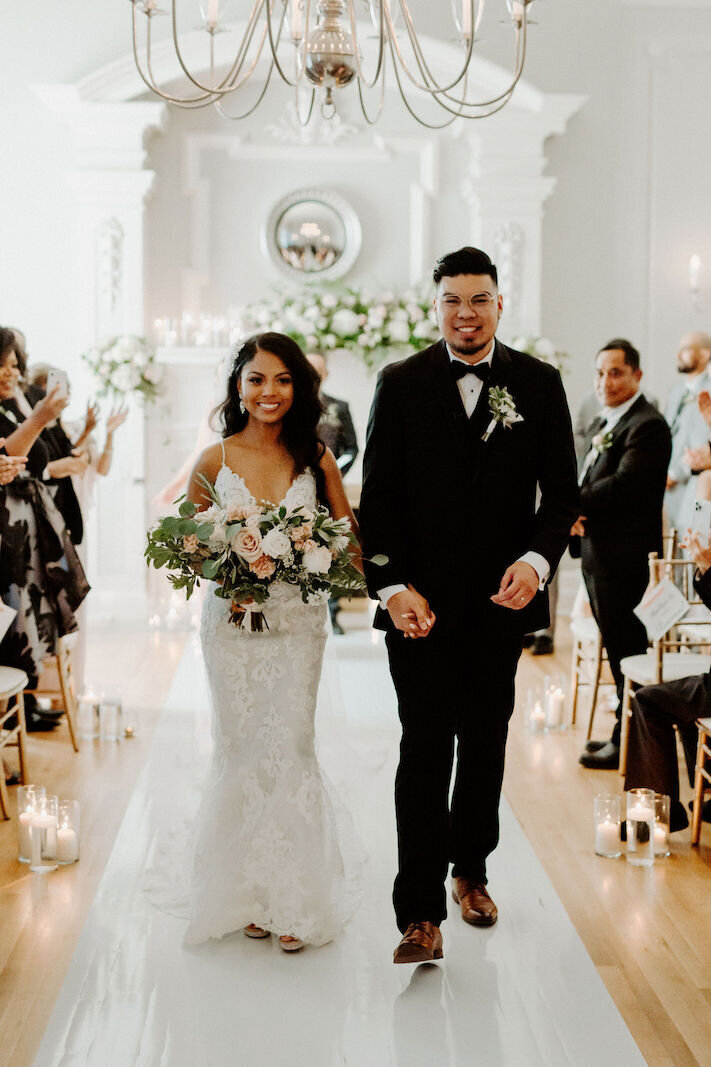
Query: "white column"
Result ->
[[33, 87, 167, 618]]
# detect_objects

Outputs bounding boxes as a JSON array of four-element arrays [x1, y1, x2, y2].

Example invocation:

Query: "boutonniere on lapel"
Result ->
[[482, 386, 524, 442], [591, 429, 614, 456]]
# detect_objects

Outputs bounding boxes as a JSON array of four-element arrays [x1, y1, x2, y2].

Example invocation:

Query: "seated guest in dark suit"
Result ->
[[307, 352, 359, 635], [625, 530, 711, 829], [572, 339, 672, 769]]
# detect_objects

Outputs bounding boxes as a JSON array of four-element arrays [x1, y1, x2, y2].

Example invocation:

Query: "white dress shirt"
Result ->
[[377, 341, 550, 609]]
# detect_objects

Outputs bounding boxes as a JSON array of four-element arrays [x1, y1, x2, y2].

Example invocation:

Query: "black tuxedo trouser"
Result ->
[[624, 674, 709, 804], [582, 567, 649, 746], [385, 626, 523, 932]]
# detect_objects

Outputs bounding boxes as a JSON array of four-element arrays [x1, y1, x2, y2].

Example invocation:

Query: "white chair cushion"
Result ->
[[621, 652, 711, 685], [569, 616, 601, 642], [0, 666, 29, 698]]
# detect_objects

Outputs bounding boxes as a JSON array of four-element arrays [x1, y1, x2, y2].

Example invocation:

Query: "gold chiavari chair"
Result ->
[[25, 634, 80, 753], [619, 551, 711, 776], [0, 667, 29, 819], [691, 718, 711, 846]]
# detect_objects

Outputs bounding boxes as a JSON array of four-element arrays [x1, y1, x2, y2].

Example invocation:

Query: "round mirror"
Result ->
[[262, 189, 361, 281]]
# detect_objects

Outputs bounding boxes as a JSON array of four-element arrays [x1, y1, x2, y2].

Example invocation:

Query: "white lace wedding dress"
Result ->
[[184, 461, 354, 946]]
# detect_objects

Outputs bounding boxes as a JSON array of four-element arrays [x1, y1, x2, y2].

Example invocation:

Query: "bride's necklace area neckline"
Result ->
[[219, 464, 308, 509]]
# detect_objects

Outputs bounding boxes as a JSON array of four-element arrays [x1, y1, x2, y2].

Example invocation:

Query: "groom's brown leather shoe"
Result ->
[[452, 878, 498, 926], [393, 921, 443, 964]]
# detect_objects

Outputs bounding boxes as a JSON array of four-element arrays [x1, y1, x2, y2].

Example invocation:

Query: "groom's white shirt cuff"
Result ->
[[377, 553, 550, 608]]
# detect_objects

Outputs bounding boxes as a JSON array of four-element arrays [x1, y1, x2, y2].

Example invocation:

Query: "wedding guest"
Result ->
[[664, 332, 711, 533], [360, 247, 579, 964], [307, 352, 359, 635], [0, 330, 89, 730], [574, 339, 671, 769], [624, 530, 711, 829]]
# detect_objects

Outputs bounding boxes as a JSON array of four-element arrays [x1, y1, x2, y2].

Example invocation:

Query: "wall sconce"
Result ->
[[690, 253, 702, 309]]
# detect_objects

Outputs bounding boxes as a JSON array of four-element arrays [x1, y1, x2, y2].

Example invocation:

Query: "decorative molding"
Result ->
[[98, 218, 124, 319], [263, 102, 361, 145], [494, 223, 525, 322]]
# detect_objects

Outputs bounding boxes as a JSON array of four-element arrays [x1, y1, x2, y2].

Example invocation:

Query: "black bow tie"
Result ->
[[450, 360, 490, 382]]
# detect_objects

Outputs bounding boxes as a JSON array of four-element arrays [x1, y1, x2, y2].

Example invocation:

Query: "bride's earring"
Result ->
[[239, 397, 246, 415]]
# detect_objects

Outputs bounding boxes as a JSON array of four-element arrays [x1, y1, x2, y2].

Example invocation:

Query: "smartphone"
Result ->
[[46, 368, 69, 399]]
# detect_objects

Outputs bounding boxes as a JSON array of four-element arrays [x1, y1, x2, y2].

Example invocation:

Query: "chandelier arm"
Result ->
[[356, 56, 387, 125], [387, 1, 475, 97], [214, 60, 279, 119], [131, 7, 222, 105], [390, 9, 523, 109], [293, 81, 317, 126], [409, 19, 527, 109], [265, 0, 305, 88], [167, 0, 269, 97], [346, 0, 386, 90], [387, 33, 462, 129]]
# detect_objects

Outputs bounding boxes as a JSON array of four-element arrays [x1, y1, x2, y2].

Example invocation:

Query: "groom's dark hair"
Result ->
[[433, 247, 498, 287]]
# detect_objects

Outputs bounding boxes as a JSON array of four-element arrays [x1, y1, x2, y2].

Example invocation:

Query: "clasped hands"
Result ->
[[387, 561, 539, 640]]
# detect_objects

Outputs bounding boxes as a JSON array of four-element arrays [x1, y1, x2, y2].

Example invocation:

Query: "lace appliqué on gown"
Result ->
[[184, 466, 356, 946]]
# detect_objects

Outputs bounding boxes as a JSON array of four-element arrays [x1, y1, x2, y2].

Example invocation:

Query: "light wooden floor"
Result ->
[[1, 611, 710, 1067]]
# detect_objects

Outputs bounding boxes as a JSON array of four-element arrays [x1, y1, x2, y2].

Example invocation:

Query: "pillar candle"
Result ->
[[56, 827, 79, 864], [595, 819, 620, 855]]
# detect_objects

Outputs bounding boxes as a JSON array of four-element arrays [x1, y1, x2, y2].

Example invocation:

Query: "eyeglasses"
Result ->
[[438, 294, 497, 310]]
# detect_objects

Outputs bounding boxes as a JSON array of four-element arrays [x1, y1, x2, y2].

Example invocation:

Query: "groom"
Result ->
[[359, 247, 579, 964]]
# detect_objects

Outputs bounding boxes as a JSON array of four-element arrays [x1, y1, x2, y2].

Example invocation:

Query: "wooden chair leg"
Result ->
[[587, 638, 604, 741], [618, 677, 633, 777], [56, 641, 79, 753], [692, 725, 707, 847], [570, 640, 581, 726], [16, 691, 28, 785], [0, 759, 9, 820]]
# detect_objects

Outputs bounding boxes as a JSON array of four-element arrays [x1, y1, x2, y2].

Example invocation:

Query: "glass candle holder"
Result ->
[[526, 688, 547, 733], [544, 673, 567, 731], [100, 695, 123, 742], [654, 793, 671, 858], [17, 784, 46, 863], [30, 794, 58, 873], [78, 688, 101, 740], [626, 788, 655, 867], [594, 793, 622, 857], [56, 800, 80, 864]]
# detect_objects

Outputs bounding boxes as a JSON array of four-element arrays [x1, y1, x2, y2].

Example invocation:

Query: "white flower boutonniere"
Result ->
[[482, 386, 524, 442], [591, 429, 614, 455]]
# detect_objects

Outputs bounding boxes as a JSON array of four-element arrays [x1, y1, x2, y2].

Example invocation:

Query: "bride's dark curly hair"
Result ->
[[211, 332, 327, 501]]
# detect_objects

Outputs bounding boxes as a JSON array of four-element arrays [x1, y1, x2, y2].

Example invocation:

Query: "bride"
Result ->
[[185, 332, 360, 952]]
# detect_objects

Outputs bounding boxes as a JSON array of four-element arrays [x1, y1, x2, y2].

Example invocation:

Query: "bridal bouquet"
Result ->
[[145, 476, 368, 631]]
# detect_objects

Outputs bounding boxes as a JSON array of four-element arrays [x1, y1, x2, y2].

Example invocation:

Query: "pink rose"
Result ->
[[243, 504, 262, 520], [290, 523, 313, 543], [231, 526, 263, 562], [301, 538, 317, 553], [250, 554, 276, 579], [226, 504, 246, 522], [182, 533, 199, 552]]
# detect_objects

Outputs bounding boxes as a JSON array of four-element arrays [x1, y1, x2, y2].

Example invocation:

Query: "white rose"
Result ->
[[407, 305, 425, 321], [316, 317, 328, 330], [302, 545, 332, 573], [323, 334, 337, 349], [210, 522, 228, 545], [114, 336, 139, 358], [389, 321, 411, 343], [261, 527, 292, 559], [321, 293, 338, 308], [303, 305, 321, 322], [113, 364, 141, 391], [99, 361, 111, 377], [392, 308, 409, 322], [331, 309, 361, 337], [143, 364, 162, 385], [534, 338, 555, 359], [413, 321, 433, 339], [306, 335, 318, 348]]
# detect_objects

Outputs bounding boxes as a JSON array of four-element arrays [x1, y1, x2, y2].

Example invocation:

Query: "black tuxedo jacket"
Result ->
[[359, 338, 580, 635], [575, 394, 671, 578]]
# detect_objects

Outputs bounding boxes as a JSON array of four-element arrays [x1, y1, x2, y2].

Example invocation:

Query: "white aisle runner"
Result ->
[[34, 630, 644, 1067]]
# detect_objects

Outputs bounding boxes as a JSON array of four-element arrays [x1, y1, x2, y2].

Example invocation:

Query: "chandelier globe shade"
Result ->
[[129, 0, 537, 127]]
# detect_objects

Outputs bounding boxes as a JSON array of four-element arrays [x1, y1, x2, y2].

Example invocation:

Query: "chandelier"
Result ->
[[130, 1, 535, 127]]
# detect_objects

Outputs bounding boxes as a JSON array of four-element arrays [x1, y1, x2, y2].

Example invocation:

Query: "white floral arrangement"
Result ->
[[231, 283, 440, 369], [81, 335, 162, 403], [511, 335, 569, 374]]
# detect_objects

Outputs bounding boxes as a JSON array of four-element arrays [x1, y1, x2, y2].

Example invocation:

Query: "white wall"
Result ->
[[3, 1, 711, 421]]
